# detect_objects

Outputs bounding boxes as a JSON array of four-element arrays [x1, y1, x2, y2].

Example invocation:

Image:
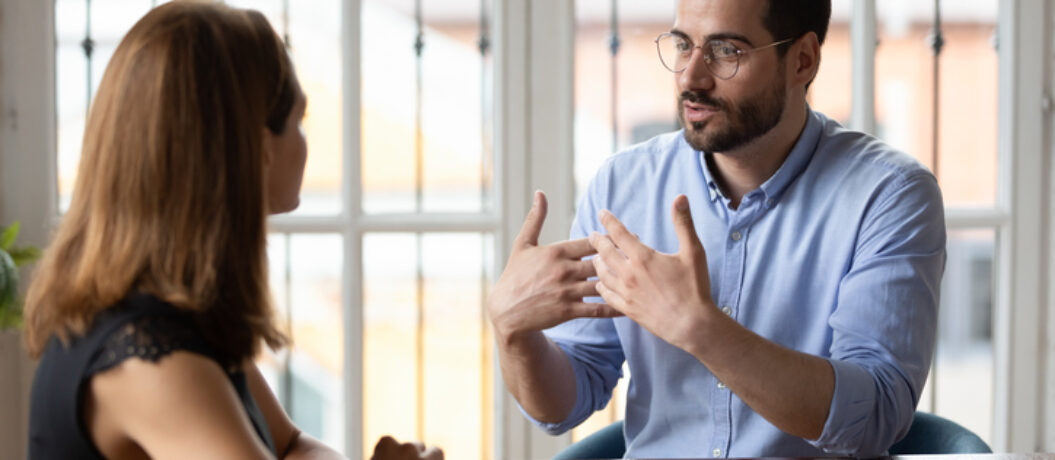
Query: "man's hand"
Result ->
[[588, 194, 717, 354], [370, 436, 443, 460], [487, 191, 622, 343]]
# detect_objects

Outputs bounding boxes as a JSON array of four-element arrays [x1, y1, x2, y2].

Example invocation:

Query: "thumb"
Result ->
[[514, 190, 548, 248], [671, 195, 703, 257]]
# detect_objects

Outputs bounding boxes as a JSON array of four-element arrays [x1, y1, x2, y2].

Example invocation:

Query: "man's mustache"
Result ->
[[679, 91, 726, 110]]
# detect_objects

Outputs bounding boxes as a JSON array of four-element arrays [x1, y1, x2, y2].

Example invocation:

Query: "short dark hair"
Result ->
[[762, 0, 832, 55]]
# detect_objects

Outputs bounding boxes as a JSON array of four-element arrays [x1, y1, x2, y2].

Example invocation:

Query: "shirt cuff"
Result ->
[[515, 341, 599, 436], [807, 358, 876, 454]]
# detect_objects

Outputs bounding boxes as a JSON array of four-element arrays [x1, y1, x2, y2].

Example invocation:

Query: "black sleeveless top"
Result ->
[[28, 293, 276, 459]]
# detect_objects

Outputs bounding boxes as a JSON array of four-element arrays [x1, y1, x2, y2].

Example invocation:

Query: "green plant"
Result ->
[[0, 222, 41, 330]]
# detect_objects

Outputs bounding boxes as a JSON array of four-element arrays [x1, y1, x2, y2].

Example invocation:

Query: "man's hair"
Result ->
[[763, 0, 832, 55], [24, 2, 295, 367]]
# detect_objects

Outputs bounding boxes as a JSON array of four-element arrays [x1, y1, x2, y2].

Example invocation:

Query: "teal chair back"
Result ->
[[888, 411, 991, 454], [551, 421, 625, 460], [551, 411, 990, 459]]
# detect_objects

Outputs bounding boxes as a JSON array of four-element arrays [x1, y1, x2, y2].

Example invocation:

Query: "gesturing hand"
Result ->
[[370, 436, 443, 460], [487, 191, 623, 341], [588, 194, 717, 354]]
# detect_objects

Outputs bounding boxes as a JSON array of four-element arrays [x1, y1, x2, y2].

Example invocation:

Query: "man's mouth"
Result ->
[[683, 101, 719, 123]]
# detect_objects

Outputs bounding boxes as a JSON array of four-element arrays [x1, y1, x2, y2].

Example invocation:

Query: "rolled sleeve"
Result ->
[[518, 326, 625, 434], [808, 172, 945, 455]]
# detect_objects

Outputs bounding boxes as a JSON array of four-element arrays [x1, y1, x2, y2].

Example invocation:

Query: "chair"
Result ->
[[551, 411, 990, 459], [551, 420, 625, 460], [888, 411, 991, 454]]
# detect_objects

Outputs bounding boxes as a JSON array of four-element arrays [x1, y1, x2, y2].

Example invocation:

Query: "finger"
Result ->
[[597, 210, 649, 259], [595, 282, 628, 312], [421, 447, 445, 460], [551, 237, 597, 260], [371, 436, 398, 459], [566, 301, 624, 319], [565, 259, 597, 281], [591, 248, 621, 280], [671, 195, 704, 257], [514, 190, 548, 248], [589, 232, 628, 270], [562, 279, 600, 300]]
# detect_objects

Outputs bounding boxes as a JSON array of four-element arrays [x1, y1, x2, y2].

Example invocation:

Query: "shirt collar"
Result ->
[[693, 108, 823, 206]]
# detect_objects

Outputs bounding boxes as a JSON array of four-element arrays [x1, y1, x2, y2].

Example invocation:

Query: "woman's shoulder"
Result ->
[[85, 292, 216, 377]]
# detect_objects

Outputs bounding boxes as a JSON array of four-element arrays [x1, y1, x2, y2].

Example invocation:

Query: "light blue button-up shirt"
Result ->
[[527, 110, 946, 458]]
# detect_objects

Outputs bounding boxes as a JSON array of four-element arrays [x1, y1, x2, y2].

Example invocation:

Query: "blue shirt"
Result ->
[[527, 110, 946, 457]]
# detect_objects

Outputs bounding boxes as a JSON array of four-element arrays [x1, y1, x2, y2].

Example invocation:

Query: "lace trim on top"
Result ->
[[85, 311, 213, 377]]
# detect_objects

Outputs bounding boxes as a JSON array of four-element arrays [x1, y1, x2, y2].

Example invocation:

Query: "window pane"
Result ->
[[808, 0, 852, 124], [261, 233, 346, 453], [55, 0, 151, 211], [361, 1, 491, 214], [571, 0, 675, 439], [918, 228, 994, 445], [574, 1, 677, 200], [227, 0, 345, 215], [875, 0, 997, 206], [363, 232, 493, 460]]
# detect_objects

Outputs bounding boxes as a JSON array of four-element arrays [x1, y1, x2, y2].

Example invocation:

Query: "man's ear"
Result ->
[[789, 31, 821, 89]]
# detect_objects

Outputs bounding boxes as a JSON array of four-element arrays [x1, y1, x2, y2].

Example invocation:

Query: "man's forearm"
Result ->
[[496, 330, 579, 424], [688, 311, 834, 440]]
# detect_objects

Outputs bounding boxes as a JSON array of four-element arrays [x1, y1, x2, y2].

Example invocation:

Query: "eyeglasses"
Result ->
[[654, 33, 796, 80]]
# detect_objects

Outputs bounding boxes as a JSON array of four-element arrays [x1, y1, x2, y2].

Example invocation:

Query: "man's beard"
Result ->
[[678, 74, 787, 153]]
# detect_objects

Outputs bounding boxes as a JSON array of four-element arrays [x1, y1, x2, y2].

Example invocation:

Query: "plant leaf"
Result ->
[[0, 221, 19, 251], [9, 246, 41, 267], [0, 249, 17, 309]]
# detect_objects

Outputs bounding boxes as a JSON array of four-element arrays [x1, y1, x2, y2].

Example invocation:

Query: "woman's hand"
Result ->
[[370, 436, 443, 460]]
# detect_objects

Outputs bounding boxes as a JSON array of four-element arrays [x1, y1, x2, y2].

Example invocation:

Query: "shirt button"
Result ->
[[721, 306, 732, 316], [730, 231, 741, 241], [766, 198, 774, 207], [717, 381, 726, 389], [713, 448, 722, 457]]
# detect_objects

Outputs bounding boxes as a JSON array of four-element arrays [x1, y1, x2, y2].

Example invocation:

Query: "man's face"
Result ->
[[673, 0, 789, 154]]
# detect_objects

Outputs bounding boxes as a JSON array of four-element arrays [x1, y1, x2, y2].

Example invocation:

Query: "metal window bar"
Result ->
[[412, 0, 427, 443], [925, 0, 944, 415], [477, 0, 493, 457], [81, 0, 95, 115], [608, 0, 620, 151]]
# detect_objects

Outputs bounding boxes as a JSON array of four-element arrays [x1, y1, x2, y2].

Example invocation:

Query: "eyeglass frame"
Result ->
[[653, 32, 797, 79]]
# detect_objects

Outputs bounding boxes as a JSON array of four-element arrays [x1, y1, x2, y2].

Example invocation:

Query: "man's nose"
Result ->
[[678, 48, 717, 92]]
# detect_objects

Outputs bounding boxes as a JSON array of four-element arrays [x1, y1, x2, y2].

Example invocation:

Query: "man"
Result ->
[[487, 0, 945, 457]]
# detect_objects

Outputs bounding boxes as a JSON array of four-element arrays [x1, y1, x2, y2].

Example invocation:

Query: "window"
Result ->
[[571, 0, 1006, 450], [52, 0, 496, 458]]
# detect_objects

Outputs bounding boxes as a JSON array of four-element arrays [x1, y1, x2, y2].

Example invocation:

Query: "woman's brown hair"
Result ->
[[24, 2, 295, 367]]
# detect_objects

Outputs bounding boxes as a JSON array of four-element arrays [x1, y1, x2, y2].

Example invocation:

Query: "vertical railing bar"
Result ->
[[411, 0, 426, 444], [606, 0, 621, 424], [82, 0, 95, 116], [283, 233, 294, 412], [608, 0, 620, 152], [415, 232, 425, 441], [478, 0, 492, 457], [479, 0, 492, 212], [414, 0, 425, 213], [926, 0, 945, 414], [282, 0, 291, 48]]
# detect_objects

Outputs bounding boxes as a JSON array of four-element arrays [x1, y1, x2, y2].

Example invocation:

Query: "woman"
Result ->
[[24, 3, 440, 459]]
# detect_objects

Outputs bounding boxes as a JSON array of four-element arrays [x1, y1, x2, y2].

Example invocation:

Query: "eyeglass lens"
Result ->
[[656, 35, 740, 79]]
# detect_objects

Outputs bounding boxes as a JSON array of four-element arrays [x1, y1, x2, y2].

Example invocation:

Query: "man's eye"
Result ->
[[675, 40, 692, 53], [711, 42, 738, 58]]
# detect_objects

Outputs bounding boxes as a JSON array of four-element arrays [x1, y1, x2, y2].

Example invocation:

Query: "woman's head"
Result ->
[[25, 2, 303, 364]]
